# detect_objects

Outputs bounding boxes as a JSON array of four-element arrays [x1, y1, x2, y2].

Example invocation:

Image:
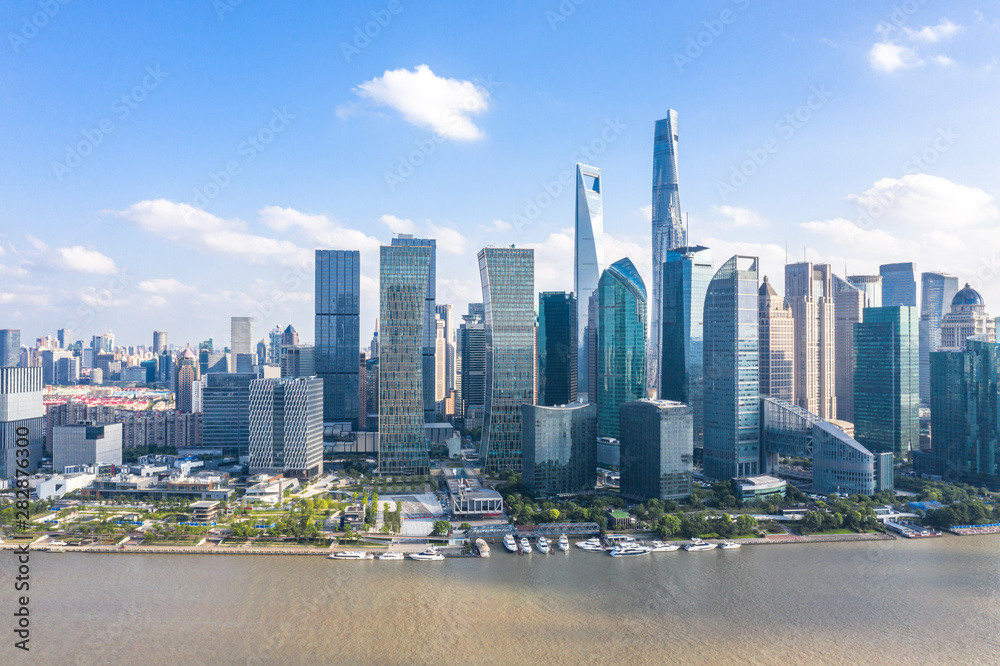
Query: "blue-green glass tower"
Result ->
[[315, 250, 360, 428], [479, 246, 535, 473], [596, 257, 647, 439], [660, 245, 712, 446], [390, 235, 437, 423], [378, 243, 432, 476], [702, 255, 760, 480], [538, 292, 577, 407], [854, 306, 920, 460]]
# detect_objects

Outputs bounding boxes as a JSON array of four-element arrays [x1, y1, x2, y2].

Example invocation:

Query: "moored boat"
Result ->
[[502, 534, 518, 553], [537, 536, 551, 554], [650, 541, 680, 552], [330, 550, 373, 560], [558, 535, 569, 551], [378, 551, 405, 560], [409, 546, 445, 561], [519, 537, 532, 554]]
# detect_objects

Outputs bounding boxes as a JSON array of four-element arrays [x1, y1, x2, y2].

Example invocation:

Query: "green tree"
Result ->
[[432, 520, 451, 536], [655, 514, 682, 539]]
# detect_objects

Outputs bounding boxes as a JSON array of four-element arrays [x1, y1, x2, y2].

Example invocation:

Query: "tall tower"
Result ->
[[650, 110, 686, 394], [939, 284, 995, 351], [784, 262, 837, 419], [758, 276, 794, 402], [391, 235, 437, 422], [175, 348, 200, 413], [479, 246, 535, 473], [230, 317, 253, 357], [435, 304, 456, 394], [315, 249, 361, 428], [0, 330, 21, 367], [703, 255, 760, 480], [574, 164, 604, 402], [152, 331, 168, 355], [919, 271, 959, 403], [833, 275, 865, 422], [538, 292, 578, 407], [879, 262, 917, 307]]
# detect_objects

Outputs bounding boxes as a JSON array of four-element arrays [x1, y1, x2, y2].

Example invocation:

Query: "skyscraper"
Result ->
[[434, 315, 446, 404], [458, 306, 487, 429], [57, 328, 72, 349], [574, 163, 604, 401], [939, 284, 995, 351], [784, 262, 836, 419], [435, 304, 456, 394], [390, 236, 437, 423], [854, 306, 920, 460], [650, 110, 686, 393], [703, 255, 760, 479], [248, 376, 323, 478], [175, 348, 200, 413], [0, 329, 21, 367], [596, 257, 647, 439], [479, 246, 535, 473], [230, 317, 253, 357], [152, 330, 168, 355], [919, 271, 960, 403], [880, 262, 917, 307], [758, 276, 794, 402], [0, 367, 44, 478], [202, 372, 257, 458], [833, 275, 864, 422], [848, 274, 883, 308], [660, 244, 713, 445], [315, 249, 361, 428], [379, 243, 432, 476], [619, 399, 693, 501], [538, 292, 578, 407], [521, 402, 596, 496]]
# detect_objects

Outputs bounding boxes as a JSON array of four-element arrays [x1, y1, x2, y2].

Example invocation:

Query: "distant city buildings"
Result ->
[[230, 317, 253, 357], [0, 329, 21, 367], [619, 398, 693, 501], [152, 330, 168, 355], [939, 283, 995, 351]]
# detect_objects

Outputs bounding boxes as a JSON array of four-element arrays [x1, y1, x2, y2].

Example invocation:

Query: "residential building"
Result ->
[[52, 422, 123, 473], [619, 399, 693, 501], [758, 276, 794, 402], [575, 163, 604, 401], [175, 348, 200, 413], [435, 304, 456, 393], [521, 402, 596, 496], [919, 272, 960, 403], [538, 292, 578, 406], [784, 262, 836, 419]]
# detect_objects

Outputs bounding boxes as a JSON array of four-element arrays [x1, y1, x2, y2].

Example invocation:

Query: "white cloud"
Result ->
[[489, 219, 512, 232], [933, 54, 955, 66], [869, 42, 924, 73], [904, 19, 961, 43], [847, 174, 1000, 229], [639, 205, 652, 223], [259, 205, 381, 254], [54, 246, 119, 274], [380, 214, 418, 235], [350, 64, 490, 141], [711, 205, 769, 228], [138, 278, 194, 295], [427, 223, 469, 255]]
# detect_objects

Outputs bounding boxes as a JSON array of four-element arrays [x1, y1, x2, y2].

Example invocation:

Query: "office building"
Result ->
[[152, 331, 168, 355], [458, 306, 487, 429], [833, 275, 864, 422], [538, 292, 578, 406], [880, 262, 917, 307], [435, 304, 456, 393], [660, 244, 713, 445], [434, 315, 446, 405], [848, 274, 883, 309], [0, 329, 20, 367], [202, 372, 257, 457], [939, 284, 995, 351], [650, 110, 686, 393], [57, 328, 72, 349], [230, 317, 253, 356], [479, 246, 535, 473], [378, 242, 432, 476], [175, 348, 200, 412], [919, 272, 960, 403], [0, 367, 44, 478], [784, 262, 836, 419], [521, 402, 596, 496], [315, 249, 361, 428], [267, 326, 283, 365], [575, 163, 604, 401], [280, 344, 316, 378], [619, 399, 693, 501], [596, 257, 647, 439], [758, 276, 794, 402], [703, 255, 760, 479], [56, 356, 80, 385], [248, 376, 323, 478], [391, 236, 437, 422], [52, 422, 123, 473], [41, 349, 73, 385], [854, 306, 919, 460]]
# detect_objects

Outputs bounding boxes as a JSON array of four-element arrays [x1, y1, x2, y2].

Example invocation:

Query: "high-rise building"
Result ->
[[458, 306, 487, 429], [435, 304, 456, 394], [918, 272, 960, 404], [833, 275, 865, 422], [538, 292, 578, 407], [41, 349, 73, 385], [479, 246, 535, 473], [202, 372, 257, 458], [57, 328, 72, 349], [939, 284, 995, 351], [363, 356, 379, 432], [929, 336, 1000, 488], [315, 249, 361, 428], [378, 243, 432, 476], [434, 315, 446, 405], [703, 255, 760, 479], [248, 376, 323, 478], [848, 275, 883, 309], [521, 402, 596, 496], [758, 276, 794, 402], [0, 367, 44, 478], [175, 348, 200, 413], [52, 422, 123, 473], [660, 245, 712, 445], [620, 398, 693, 501], [280, 345, 315, 378], [0, 329, 21, 367], [230, 317, 253, 356], [650, 110, 686, 393], [56, 356, 80, 385], [391, 236, 437, 422], [267, 326, 284, 365], [880, 262, 917, 307], [596, 257, 647, 439], [587, 291, 598, 404], [152, 331, 168, 355], [282, 324, 299, 347], [574, 164, 604, 402], [854, 306, 920, 460], [784, 262, 836, 419]]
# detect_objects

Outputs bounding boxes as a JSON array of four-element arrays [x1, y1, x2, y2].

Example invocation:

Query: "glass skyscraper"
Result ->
[[854, 306, 920, 460], [479, 246, 535, 473], [0, 367, 43, 478], [919, 271, 959, 404], [880, 262, 917, 307], [538, 292, 577, 406], [230, 317, 253, 357], [458, 305, 487, 429], [391, 236, 437, 422], [833, 275, 864, 422], [619, 399, 693, 501], [660, 245, 712, 446], [574, 164, 604, 402], [315, 249, 361, 428], [596, 257, 647, 439], [202, 372, 257, 458], [0, 329, 21, 367], [378, 243, 432, 476], [650, 110, 686, 394], [703, 255, 760, 480], [521, 402, 596, 496]]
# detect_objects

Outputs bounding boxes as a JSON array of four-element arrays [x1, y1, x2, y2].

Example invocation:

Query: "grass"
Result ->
[[804, 528, 867, 536]]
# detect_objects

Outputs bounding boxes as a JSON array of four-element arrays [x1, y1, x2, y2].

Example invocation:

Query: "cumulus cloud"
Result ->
[[904, 18, 961, 42], [53, 246, 119, 274], [869, 42, 924, 73], [488, 219, 512, 232], [427, 223, 469, 255], [138, 278, 195, 295], [846, 174, 1000, 229], [259, 205, 381, 254], [711, 205, 769, 228], [380, 214, 418, 235], [639, 205, 652, 223], [349, 64, 491, 140], [933, 55, 955, 66]]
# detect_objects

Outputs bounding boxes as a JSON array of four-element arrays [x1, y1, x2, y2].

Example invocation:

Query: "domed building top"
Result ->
[[952, 283, 984, 307]]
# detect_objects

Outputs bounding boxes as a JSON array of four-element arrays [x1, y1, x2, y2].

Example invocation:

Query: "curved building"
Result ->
[[940, 283, 995, 351], [521, 402, 596, 496]]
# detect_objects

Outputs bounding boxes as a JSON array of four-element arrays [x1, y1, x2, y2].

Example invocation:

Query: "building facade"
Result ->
[[230, 317, 253, 357], [0, 329, 21, 367], [879, 262, 917, 307], [152, 331, 168, 355], [619, 399, 693, 501], [390, 236, 437, 422], [458, 306, 487, 429], [202, 372, 257, 457], [248, 377, 323, 478], [315, 249, 361, 428], [758, 276, 794, 402], [784, 262, 836, 419], [918, 272, 960, 404], [833, 275, 865, 422], [538, 292, 578, 407], [575, 164, 604, 402], [521, 402, 596, 497], [0, 367, 44, 478], [939, 283, 995, 351], [52, 422, 123, 473]]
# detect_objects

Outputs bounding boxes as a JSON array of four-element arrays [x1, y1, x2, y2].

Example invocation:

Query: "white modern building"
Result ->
[[575, 163, 604, 401], [0, 367, 45, 479], [52, 422, 123, 473]]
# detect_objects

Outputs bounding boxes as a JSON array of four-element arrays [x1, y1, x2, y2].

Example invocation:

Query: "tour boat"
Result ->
[[503, 534, 518, 553], [378, 551, 405, 560], [683, 539, 717, 552], [536, 536, 551, 554], [609, 543, 652, 557], [557, 535, 569, 551], [650, 541, 680, 552], [331, 550, 373, 560], [576, 537, 604, 552], [719, 541, 742, 550], [409, 546, 445, 561], [519, 537, 532, 554]]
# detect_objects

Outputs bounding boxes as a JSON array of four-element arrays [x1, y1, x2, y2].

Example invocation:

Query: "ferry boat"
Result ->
[[609, 543, 652, 557], [576, 537, 604, 552], [683, 539, 717, 552], [536, 536, 551, 554], [719, 541, 742, 550], [502, 534, 518, 553], [409, 546, 445, 561], [650, 541, 680, 552], [557, 535, 569, 551], [378, 551, 405, 560], [519, 537, 532, 554], [330, 550, 373, 560]]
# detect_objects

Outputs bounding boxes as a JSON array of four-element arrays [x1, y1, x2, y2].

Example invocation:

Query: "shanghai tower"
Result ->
[[650, 110, 686, 393]]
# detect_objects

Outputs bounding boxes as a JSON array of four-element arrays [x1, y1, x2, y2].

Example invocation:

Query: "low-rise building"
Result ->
[[30, 472, 97, 500], [735, 475, 787, 503], [446, 476, 503, 516], [190, 500, 220, 523]]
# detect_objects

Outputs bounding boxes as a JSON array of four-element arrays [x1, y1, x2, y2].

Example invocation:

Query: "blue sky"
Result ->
[[2, 0, 999, 348]]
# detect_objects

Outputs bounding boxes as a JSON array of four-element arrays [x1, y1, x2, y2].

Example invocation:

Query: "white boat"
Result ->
[[48, 540, 68, 547], [502, 534, 518, 553], [536, 536, 551, 554], [475, 538, 490, 557], [609, 544, 653, 557], [557, 535, 569, 551], [719, 541, 741, 550], [519, 537, 532, 554], [576, 537, 604, 552], [409, 546, 445, 561], [378, 551, 405, 560], [330, 550, 373, 560], [684, 539, 717, 552], [650, 541, 680, 552]]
